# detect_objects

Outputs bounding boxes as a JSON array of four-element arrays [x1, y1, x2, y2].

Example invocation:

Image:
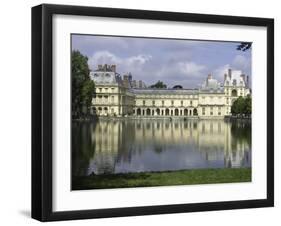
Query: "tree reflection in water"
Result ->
[[72, 119, 251, 176]]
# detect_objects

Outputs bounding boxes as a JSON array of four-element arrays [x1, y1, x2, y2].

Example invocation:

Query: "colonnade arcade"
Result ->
[[135, 107, 198, 116]]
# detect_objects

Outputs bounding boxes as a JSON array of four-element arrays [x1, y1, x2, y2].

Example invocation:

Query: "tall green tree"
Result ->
[[231, 96, 251, 116], [244, 95, 252, 115], [72, 50, 95, 119]]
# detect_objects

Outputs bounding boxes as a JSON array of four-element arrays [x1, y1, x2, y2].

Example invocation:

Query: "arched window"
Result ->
[[146, 108, 151, 116], [156, 108, 160, 116], [193, 108, 198, 116], [231, 89, 237, 97]]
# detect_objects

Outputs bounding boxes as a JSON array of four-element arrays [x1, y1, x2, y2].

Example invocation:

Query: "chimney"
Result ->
[[241, 74, 245, 82], [123, 75, 129, 88], [128, 72, 132, 82], [132, 80, 136, 88], [228, 69, 232, 79], [246, 75, 249, 85], [98, 64, 102, 70], [208, 74, 212, 79], [224, 73, 227, 81], [139, 80, 143, 88], [123, 75, 128, 80], [111, 65, 116, 72]]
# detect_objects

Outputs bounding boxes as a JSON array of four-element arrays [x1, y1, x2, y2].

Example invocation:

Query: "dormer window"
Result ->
[[233, 79, 237, 86]]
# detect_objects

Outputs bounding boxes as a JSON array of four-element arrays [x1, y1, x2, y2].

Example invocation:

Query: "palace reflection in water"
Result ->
[[72, 119, 251, 176]]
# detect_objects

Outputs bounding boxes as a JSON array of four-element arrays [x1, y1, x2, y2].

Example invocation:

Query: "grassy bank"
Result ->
[[72, 168, 251, 190]]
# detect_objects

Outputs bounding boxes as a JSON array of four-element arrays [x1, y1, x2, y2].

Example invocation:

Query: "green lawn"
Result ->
[[72, 168, 251, 190]]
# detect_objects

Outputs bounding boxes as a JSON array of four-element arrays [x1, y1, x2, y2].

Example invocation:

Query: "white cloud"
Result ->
[[214, 64, 230, 81], [88, 50, 251, 89], [88, 51, 152, 73], [88, 51, 121, 69], [155, 61, 206, 79], [126, 55, 152, 67], [178, 62, 206, 76], [232, 55, 251, 71], [213, 54, 251, 82], [88, 55, 207, 88], [151, 61, 207, 88]]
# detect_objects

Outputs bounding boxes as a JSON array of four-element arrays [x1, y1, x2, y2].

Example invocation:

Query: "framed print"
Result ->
[[31, 4, 274, 221]]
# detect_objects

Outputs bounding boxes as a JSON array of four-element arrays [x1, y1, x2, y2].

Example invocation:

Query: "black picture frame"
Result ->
[[32, 3, 274, 222]]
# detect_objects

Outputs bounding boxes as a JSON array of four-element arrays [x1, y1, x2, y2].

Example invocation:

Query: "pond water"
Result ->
[[72, 119, 251, 176]]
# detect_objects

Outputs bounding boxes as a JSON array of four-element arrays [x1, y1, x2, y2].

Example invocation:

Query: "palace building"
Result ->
[[90, 64, 250, 118]]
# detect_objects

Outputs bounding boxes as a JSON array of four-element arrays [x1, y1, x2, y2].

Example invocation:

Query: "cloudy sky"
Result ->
[[72, 34, 251, 88]]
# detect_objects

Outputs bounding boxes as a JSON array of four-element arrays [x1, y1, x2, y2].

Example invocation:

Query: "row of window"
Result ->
[[202, 107, 222, 116], [137, 95, 197, 99], [225, 80, 244, 86], [96, 87, 116, 93], [141, 100, 193, 106], [93, 73, 111, 77], [201, 96, 223, 99], [135, 108, 198, 116], [225, 89, 244, 96], [95, 95, 114, 104], [95, 95, 134, 104]]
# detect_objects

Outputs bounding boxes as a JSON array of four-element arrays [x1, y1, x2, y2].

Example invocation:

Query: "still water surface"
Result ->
[[72, 119, 251, 176]]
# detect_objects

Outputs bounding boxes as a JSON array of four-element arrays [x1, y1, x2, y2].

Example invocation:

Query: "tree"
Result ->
[[150, 80, 167, 89], [237, 42, 252, 51], [81, 80, 95, 109], [231, 96, 243, 115], [231, 96, 251, 116], [244, 95, 252, 115], [72, 50, 95, 119]]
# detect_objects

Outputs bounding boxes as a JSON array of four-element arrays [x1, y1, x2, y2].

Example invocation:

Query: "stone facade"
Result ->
[[90, 64, 135, 116], [90, 64, 250, 118]]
